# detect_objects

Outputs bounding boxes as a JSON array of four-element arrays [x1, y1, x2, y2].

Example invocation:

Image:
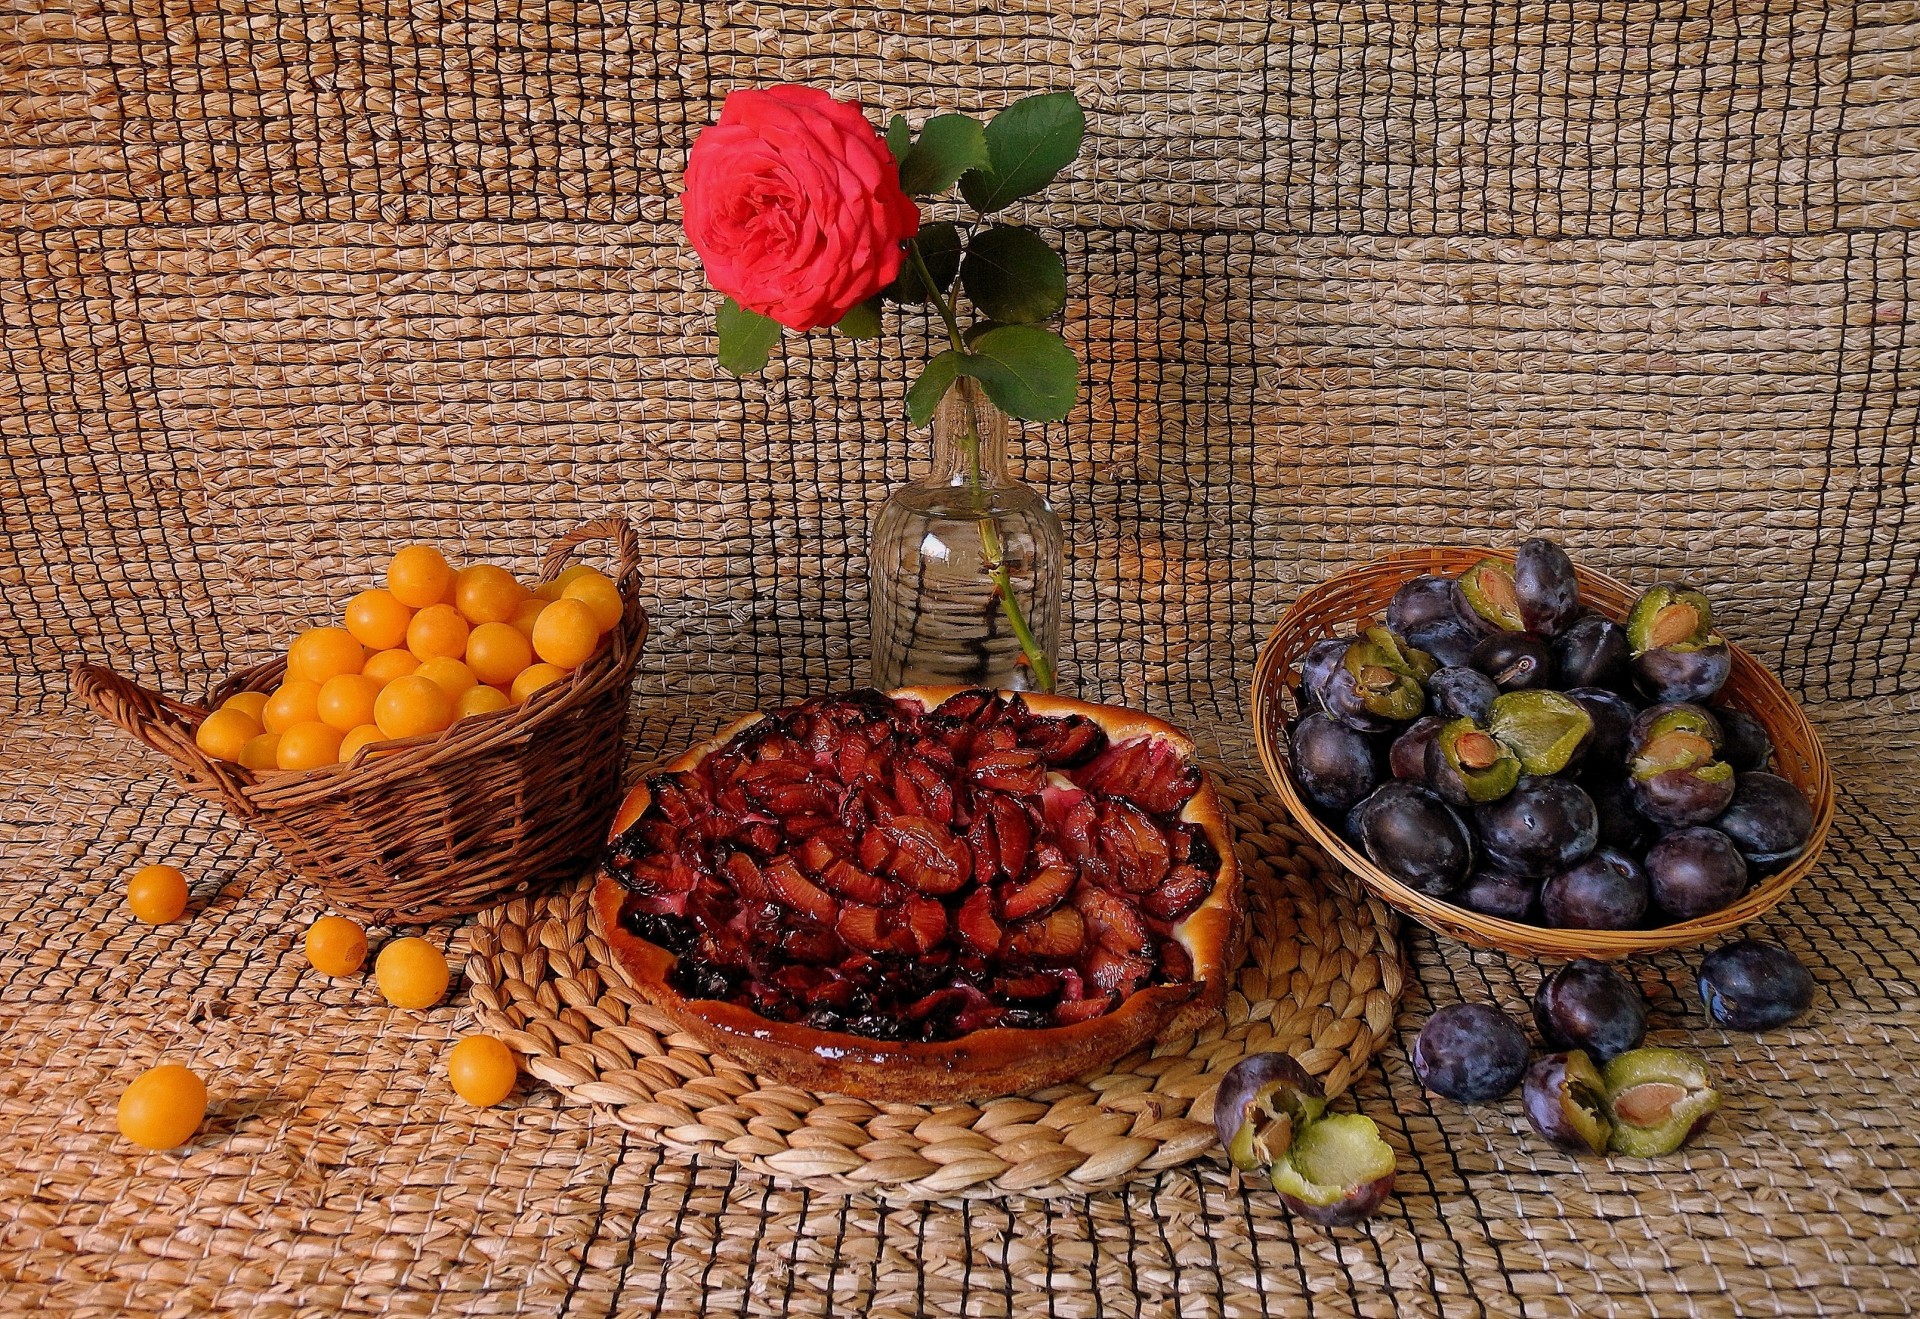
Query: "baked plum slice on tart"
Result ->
[[593, 687, 1244, 1102]]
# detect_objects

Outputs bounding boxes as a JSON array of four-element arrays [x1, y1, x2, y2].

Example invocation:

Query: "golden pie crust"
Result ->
[[592, 687, 1244, 1102]]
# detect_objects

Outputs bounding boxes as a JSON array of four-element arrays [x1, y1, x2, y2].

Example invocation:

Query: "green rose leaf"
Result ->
[[836, 297, 882, 340], [885, 222, 963, 304], [958, 324, 1079, 423], [885, 114, 911, 166], [906, 349, 965, 427], [716, 297, 781, 375], [898, 114, 990, 196], [959, 92, 1086, 215], [960, 225, 1066, 324]]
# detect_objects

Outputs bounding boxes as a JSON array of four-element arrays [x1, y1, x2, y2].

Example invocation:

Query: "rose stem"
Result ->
[[906, 238, 1057, 693]]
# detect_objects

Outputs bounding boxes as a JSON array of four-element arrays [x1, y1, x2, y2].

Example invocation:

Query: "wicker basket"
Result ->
[[72, 518, 648, 926], [1251, 546, 1835, 960]]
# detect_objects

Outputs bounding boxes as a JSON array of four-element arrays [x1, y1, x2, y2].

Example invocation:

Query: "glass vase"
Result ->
[[868, 378, 1064, 692]]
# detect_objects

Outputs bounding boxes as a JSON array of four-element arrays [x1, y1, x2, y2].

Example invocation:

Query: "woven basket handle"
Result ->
[[69, 663, 258, 816], [540, 515, 641, 587]]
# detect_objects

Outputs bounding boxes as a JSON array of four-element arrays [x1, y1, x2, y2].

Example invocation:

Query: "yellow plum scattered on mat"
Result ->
[[117, 1064, 208, 1150], [376, 937, 450, 1009], [446, 1035, 517, 1106], [305, 915, 369, 978], [125, 863, 189, 924]]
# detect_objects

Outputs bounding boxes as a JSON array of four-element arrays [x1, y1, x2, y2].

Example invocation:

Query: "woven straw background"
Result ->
[[5, 2, 1919, 1315]]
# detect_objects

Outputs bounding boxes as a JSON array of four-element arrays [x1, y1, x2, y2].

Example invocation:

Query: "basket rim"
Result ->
[[1250, 545, 1836, 961]]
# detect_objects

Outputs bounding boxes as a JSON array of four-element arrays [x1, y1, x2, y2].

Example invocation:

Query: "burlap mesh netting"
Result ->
[[4, 3, 1918, 1315]]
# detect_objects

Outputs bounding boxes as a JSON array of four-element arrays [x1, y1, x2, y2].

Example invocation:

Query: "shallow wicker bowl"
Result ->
[[73, 517, 648, 926], [1252, 546, 1835, 960]]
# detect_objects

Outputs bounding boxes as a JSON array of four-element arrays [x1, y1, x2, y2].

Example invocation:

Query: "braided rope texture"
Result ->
[[4, 0, 1919, 1313]]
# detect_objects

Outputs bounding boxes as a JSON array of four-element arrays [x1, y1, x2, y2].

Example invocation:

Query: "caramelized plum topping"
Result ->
[[605, 691, 1221, 1043]]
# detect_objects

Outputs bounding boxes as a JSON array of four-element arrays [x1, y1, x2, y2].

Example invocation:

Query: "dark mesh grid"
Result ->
[[3, 2, 1919, 1314]]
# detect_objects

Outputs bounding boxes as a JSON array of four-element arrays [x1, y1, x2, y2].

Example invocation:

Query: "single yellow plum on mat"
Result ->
[[446, 1035, 517, 1106], [117, 1064, 208, 1150], [126, 864, 189, 924], [375, 937, 450, 1009], [305, 915, 369, 977]]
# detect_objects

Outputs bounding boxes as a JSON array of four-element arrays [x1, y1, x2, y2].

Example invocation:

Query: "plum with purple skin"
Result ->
[[1712, 707, 1774, 773], [1457, 867, 1537, 921], [1532, 959, 1647, 1062], [1387, 575, 1493, 667], [1412, 1003, 1531, 1103], [1540, 848, 1649, 930], [1629, 705, 1735, 827], [1513, 538, 1582, 636], [1587, 778, 1657, 855], [1297, 637, 1355, 715], [1646, 827, 1748, 920], [1523, 1051, 1612, 1155], [1565, 688, 1638, 774], [1428, 666, 1500, 722], [1355, 782, 1473, 896], [1487, 690, 1592, 776], [1389, 716, 1446, 781], [1291, 712, 1382, 816], [1212, 1051, 1326, 1171], [1628, 585, 1732, 703], [1713, 772, 1814, 871], [1323, 628, 1432, 732], [1554, 615, 1631, 691], [1697, 939, 1814, 1030], [1211, 1053, 1395, 1226], [1471, 632, 1553, 691], [1474, 778, 1598, 878]]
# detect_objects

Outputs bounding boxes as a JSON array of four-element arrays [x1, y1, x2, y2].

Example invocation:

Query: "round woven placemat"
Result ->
[[466, 767, 1403, 1200]]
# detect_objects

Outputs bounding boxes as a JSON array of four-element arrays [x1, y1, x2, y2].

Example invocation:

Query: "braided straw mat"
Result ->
[[7, 0, 1920, 1313], [466, 768, 1400, 1201]]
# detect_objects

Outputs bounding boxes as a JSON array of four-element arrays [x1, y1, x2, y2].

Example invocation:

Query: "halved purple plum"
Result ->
[[1269, 1113, 1397, 1227], [1523, 1050, 1612, 1155], [1212, 1052, 1327, 1172]]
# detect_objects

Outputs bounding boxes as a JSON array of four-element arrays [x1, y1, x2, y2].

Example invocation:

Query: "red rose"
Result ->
[[683, 85, 920, 332]]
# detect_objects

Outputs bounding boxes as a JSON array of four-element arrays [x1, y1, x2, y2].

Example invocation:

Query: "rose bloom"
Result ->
[[683, 85, 920, 332]]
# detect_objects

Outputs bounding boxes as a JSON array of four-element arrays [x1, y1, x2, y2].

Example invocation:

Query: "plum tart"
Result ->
[[593, 687, 1244, 1101]]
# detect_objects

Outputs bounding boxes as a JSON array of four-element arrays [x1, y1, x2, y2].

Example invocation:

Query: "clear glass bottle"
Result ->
[[869, 378, 1064, 692]]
